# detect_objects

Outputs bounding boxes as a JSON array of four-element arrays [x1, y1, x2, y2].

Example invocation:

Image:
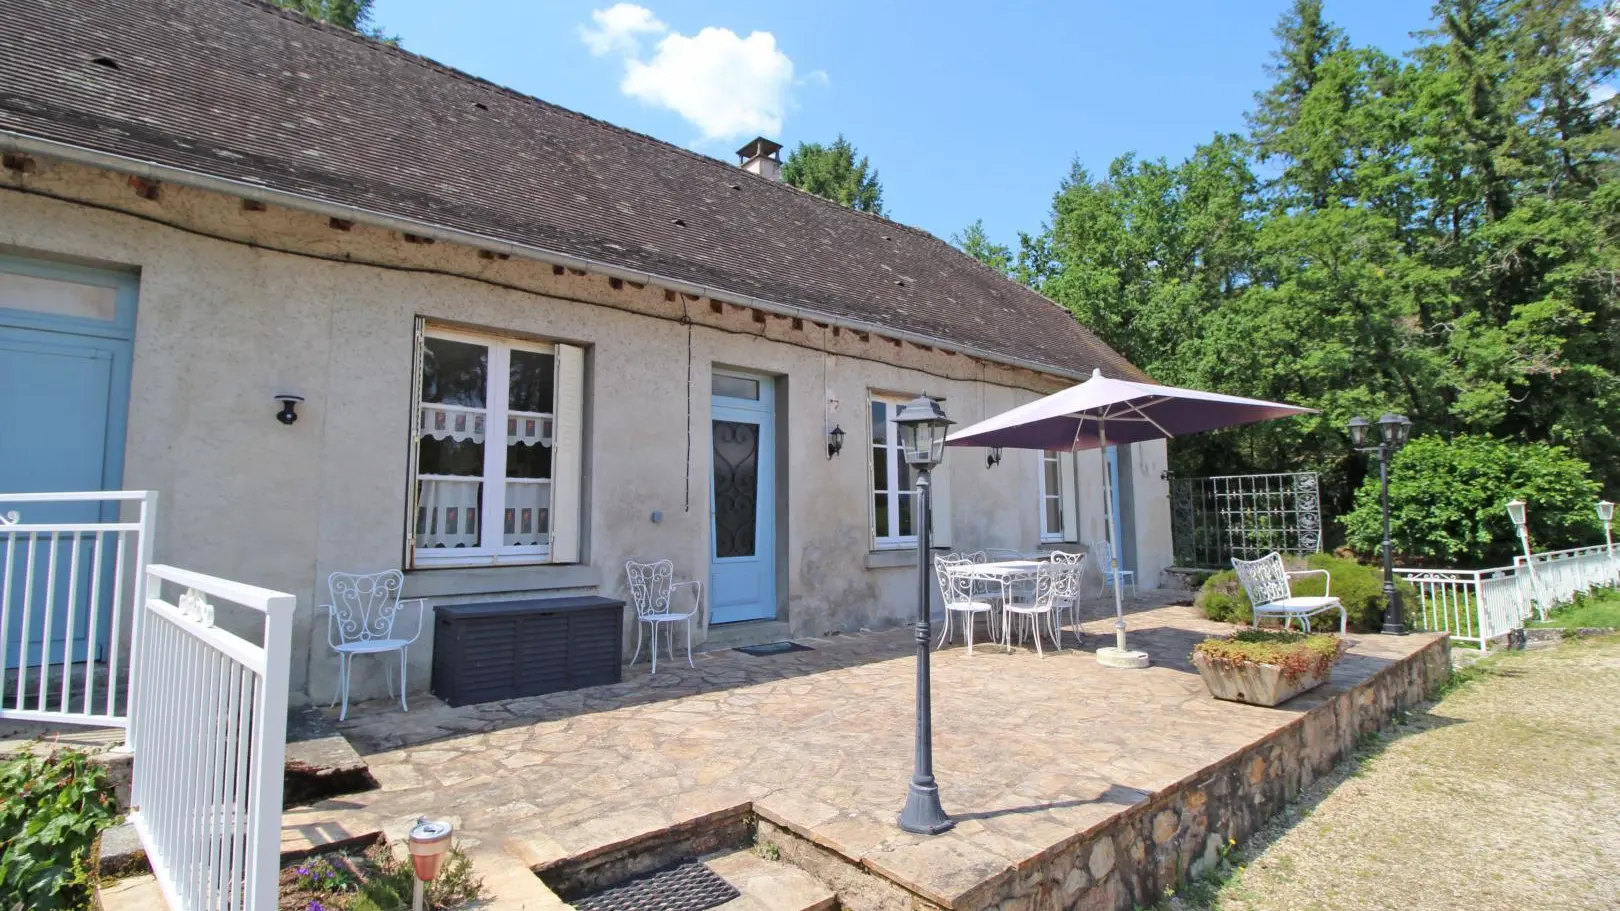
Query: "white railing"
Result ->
[[129, 564, 294, 911], [1398, 543, 1620, 648], [0, 490, 154, 728], [1394, 565, 1531, 648], [1515, 545, 1620, 616]]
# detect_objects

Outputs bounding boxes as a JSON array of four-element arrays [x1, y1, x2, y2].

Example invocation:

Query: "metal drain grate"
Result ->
[[570, 860, 739, 911], [733, 640, 813, 657]]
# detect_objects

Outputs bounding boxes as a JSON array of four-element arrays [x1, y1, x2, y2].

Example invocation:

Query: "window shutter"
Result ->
[[404, 317, 426, 566], [549, 344, 585, 564], [930, 465, 952, 549], [1058, 451, 1079, 542]]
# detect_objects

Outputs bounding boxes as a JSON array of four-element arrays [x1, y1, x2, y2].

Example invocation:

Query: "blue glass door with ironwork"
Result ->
[[0, 255, 136, 669], [709, 372, 776, 624]]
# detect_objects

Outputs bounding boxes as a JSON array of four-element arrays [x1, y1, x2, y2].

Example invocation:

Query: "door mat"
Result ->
[[733, 640, 814, 657], [569, 860, 739, 911]]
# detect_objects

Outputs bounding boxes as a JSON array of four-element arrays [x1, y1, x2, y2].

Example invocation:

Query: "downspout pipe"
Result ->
[[1, 129, 1089, 383]]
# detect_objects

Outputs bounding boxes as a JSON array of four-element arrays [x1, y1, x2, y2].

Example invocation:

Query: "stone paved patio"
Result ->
[[328, 595, 1445, 909]]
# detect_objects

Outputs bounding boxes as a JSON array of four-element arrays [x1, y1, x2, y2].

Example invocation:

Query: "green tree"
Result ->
[[781, 135, 885, 214], [271, 0, 391, 39], [1341, 434, 1600, 565], [951, 220, 1013, 274]]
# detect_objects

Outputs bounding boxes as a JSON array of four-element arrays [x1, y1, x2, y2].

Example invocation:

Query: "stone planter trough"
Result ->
[[1192, 651, 1334, 707]]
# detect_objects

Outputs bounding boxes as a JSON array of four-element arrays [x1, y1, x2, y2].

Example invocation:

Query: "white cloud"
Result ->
[[580, 3, 666, 57], [582, 6, 799, 143]]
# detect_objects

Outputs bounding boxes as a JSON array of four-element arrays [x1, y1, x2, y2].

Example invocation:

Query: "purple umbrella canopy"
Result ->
[[946, 369, 1313, 669], [946, 369, 1313, 452]]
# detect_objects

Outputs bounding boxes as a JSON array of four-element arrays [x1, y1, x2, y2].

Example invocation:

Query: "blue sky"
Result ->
[[372, 1, 1434, 247]]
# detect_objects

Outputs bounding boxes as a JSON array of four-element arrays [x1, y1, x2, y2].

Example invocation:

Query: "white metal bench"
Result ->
[[1230, 552, 1346, 634]]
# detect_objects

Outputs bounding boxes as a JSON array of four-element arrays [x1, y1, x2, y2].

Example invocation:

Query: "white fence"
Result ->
[[1397, 544, 1619, 648], [0, 490, 154, 727], [129, 564, 294, 911], [1514, 545, 1620, 616]]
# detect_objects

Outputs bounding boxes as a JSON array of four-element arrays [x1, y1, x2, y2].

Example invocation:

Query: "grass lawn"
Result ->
[[1159, 634, 1620, 911], [1529, 588, 1620, 628]]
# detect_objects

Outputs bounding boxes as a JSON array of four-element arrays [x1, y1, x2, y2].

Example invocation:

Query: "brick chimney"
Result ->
[[736, 137, 783, 181]]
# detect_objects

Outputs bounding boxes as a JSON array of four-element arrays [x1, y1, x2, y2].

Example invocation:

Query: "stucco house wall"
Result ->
[[0, 157, 1172, 706]]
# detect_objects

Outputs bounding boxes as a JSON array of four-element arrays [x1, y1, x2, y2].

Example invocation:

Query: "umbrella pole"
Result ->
[[1094, 418, 1150, 669]]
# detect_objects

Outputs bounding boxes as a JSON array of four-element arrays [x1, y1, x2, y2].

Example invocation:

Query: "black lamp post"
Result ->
[[1348, 413, 1412, 634], [892, 394, 955, 835]]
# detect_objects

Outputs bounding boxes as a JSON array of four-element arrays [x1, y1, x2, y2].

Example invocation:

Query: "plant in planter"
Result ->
[[1191, 630, 1347, 707]]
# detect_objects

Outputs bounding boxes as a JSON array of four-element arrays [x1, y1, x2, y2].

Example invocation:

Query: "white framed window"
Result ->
[[1038, 449, 1079, 543], [869, 394, 951, 550], [407, 323, 584, 567]]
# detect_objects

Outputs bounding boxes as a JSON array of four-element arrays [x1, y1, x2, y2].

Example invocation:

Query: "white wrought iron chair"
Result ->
[[323, 570, 426, 722], [1091, 538, 1136, 597], [624, 560, 704, 673], [1001, 562, 1066, 656], [1047, 550, 1087, 640], [935, 555, 997, 655], [1230, 552, 1346, 634]]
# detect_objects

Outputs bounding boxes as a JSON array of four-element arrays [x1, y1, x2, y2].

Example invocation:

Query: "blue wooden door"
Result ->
[[709, 373, 777, 625], [0, 256, 136, 668]]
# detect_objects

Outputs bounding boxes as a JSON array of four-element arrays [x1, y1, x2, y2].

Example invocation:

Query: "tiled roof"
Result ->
[[0, 0, 1144, 380]]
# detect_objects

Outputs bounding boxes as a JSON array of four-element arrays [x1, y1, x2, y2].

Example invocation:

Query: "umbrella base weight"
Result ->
[[1095, 647, 1150, 669]]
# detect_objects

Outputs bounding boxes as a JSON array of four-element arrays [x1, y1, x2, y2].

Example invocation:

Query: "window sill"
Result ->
[[403, 563, 600, 599], [865, 548, 946, 570]]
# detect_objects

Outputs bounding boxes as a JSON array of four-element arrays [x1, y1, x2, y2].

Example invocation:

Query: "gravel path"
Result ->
[[1176, 636, 1620, 911]]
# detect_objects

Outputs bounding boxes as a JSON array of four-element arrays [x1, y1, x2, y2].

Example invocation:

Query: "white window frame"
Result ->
[[1038, 450, 1064, 543], [868, 393, 953, 551], [870, 395, 917, 550], [1037, 449, 1080, 544], [408, 324, 582, 568]]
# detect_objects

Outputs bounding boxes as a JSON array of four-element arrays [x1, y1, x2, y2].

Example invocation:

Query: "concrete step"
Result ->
[[706, 847, 837, 911]]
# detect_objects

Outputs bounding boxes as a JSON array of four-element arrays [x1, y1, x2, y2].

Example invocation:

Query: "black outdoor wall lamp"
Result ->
[[826, 425, 846, 460], [986, 447, 1002, 469], [275, 393, 304, 425]]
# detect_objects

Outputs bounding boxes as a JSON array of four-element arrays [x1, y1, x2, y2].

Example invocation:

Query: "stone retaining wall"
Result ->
[[762, 635, 1452, 911]]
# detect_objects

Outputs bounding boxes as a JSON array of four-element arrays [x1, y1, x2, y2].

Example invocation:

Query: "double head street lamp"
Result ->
[[1348, 413, 1412, 635], [892, 394, 956, 835]]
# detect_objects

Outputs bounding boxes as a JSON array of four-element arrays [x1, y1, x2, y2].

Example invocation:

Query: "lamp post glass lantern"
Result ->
[[891, 394, 955, 835], [1600, 501, 1616, 572], [1349, 413, 1411, 634]]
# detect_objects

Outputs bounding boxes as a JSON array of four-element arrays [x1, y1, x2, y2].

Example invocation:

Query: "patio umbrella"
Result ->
[[946, 369, 1313, 668]]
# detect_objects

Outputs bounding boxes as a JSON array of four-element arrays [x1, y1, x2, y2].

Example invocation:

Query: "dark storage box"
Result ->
[[430, 596, 625, 707]]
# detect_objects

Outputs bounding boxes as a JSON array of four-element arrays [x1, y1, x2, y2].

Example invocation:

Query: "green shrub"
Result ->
[[1196, 552, 1412, 632], [1192, 629, 1347, 683], [0, 748, 118, 911], [1341, 434, 1602, 567]]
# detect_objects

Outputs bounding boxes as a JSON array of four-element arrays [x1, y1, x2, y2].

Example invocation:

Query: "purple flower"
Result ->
[[308, 901, 325, 911], [295, 865, 311, 877]]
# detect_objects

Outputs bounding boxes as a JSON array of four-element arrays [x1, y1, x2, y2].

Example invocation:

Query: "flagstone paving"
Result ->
[[328, 596, 1441, 906]]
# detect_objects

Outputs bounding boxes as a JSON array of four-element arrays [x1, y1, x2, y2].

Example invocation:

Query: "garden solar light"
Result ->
[[408, 817, 454, 911]]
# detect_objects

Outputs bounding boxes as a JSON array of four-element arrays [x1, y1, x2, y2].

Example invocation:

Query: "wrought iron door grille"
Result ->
[[1172, 472, 1322, 569], [570, 860, 740, 911]]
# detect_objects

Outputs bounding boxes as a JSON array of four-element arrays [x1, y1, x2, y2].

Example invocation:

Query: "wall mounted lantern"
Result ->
[[826, 425, 845, 460], [274, 393, 304, 425], [985, 447, 1003, 469]]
